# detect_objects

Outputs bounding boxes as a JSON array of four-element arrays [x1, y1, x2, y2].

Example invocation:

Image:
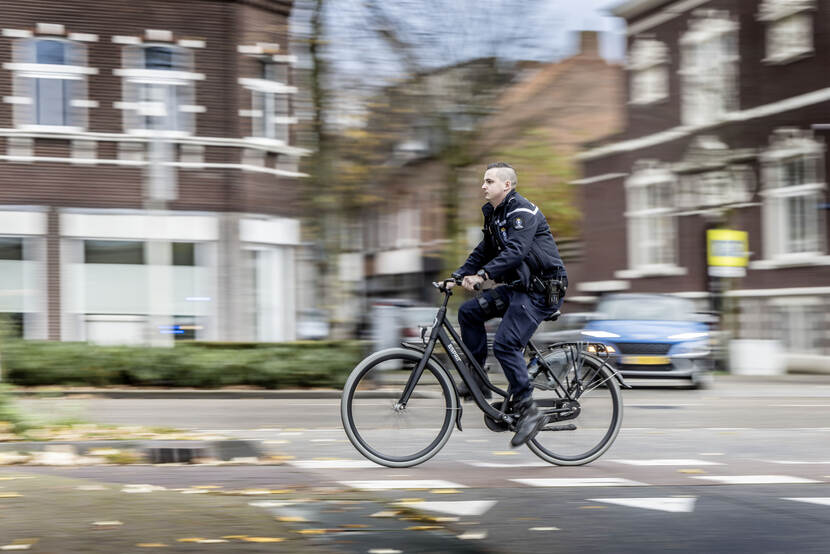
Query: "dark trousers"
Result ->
[[457, 286, 561, 401]]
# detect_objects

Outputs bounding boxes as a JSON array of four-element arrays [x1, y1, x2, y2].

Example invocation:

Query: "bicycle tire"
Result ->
[[527, 350, 623, 466], [341, 347, 458, 468]]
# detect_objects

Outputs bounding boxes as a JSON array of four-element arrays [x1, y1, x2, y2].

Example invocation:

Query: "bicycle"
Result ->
[[341, 277, 629, 468]]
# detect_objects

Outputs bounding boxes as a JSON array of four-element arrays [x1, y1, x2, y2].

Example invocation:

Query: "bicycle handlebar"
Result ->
[[432, 276, 481, 292]]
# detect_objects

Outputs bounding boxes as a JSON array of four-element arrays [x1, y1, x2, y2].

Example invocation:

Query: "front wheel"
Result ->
[[527, 349, 623, 465], [341, 348, 458, 468]]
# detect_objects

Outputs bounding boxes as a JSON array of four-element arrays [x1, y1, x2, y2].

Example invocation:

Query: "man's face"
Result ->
[[482, 168, 510, 205]]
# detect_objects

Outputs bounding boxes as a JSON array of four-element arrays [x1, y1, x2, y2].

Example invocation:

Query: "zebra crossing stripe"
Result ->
[[783, 497, 830, 507], [289, 459, 378, 469], [588, 497, 697, 513], [511, 478, 647, 487], [339, 480, 467, 491], [691, 475, 820, 485], [610, 459, 724, 466]]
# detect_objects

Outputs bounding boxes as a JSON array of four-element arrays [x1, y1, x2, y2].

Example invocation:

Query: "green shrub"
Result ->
[[0, 340, 364, 389]]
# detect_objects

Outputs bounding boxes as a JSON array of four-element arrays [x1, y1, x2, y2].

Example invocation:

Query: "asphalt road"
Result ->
[[14, 375, 830, 553]]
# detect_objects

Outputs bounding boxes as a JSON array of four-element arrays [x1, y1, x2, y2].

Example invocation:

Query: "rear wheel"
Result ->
[[341, 348, 457, 468], [527, 348, 622, 465]]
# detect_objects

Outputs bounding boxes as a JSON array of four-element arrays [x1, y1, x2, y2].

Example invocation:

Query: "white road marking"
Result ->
[[465, 461, 549, 468], [394, 500, 497, 516], [783, 497, 830, 507], [309, 438, 337, 443], [610, 459, 723, 466], [588, 497, 697, 513], [771, 404, 830, 408], [529, 527, 560, 531], [691, 475, 820, 485], [765, 460, 830, 465], [339, 480, 467, 491], [512, 478, 647, 488], [699, 453, 725, 456], [458, 530, 488, 540], [289, 459, 379, 469]]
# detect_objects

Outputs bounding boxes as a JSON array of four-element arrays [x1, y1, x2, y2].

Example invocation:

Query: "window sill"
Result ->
[[615, 265, 688, 279], [18, 125, 84, 134], [749, 255, 830, 270], [762, 50, 814, 66]]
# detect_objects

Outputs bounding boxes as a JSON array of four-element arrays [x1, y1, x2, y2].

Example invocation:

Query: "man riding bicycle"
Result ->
[[449, 162, 567, 447]]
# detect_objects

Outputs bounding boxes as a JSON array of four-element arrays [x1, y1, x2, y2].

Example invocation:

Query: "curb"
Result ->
[[0, 439, 265, 464], [9, 388, 345, 399]]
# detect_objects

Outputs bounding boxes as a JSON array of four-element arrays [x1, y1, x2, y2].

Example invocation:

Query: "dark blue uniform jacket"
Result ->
[[455, 189, 565, 289]]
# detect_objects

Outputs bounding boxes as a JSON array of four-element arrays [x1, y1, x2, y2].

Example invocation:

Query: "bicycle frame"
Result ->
[[398, 284, 512, 422]]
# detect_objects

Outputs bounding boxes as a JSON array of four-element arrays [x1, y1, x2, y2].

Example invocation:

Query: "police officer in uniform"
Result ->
[[450, 162, 567, 447]]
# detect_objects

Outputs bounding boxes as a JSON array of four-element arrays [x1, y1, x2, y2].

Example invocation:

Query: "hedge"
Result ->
[[0, 340, 365, 389]]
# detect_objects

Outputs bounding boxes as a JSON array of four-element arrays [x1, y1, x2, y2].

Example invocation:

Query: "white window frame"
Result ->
[[623, 162, 678, 273], [757, 0, 815, 64], [118, 43, 200, 136], [627, 38, 669, 105], [239, 54, 297, 145], [679, 11, 739, 127], [7, 37, 93, 131], [759, 129, 826, 262]]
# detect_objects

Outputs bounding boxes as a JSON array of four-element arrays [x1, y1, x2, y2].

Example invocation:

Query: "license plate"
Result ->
[[621, 355, 670, 365]]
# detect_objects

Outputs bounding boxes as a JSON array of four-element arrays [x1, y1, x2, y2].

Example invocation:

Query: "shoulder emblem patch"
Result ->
[[513, 217, 524, 230]]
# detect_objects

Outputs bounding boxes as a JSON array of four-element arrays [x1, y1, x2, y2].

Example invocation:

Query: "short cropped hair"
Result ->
[[486, 162, 518, 188]]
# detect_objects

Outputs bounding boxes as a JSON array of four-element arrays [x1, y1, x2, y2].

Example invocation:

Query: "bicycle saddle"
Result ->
[[544, 310, 561, 322]]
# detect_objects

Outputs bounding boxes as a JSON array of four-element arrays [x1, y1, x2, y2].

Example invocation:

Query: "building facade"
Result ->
[[0, 0, 308, 344], [576, 0, 830, 365]]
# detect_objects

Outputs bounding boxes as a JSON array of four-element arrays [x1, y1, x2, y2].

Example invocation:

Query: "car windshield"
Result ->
[[596, 296, 695, 321]]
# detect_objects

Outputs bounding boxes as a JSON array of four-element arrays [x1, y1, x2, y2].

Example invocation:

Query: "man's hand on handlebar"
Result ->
[[461, 275, 484, 292]]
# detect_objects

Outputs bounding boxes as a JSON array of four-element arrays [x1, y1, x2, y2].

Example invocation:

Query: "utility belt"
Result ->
[[530, 269, 568, 307]]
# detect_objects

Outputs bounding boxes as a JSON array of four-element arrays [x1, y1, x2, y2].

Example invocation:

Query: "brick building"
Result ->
[[0, 0, 308, 343], [576, 0, 830, 367]]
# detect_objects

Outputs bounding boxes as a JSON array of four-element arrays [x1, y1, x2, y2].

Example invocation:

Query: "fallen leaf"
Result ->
[[221, 535, 248, 539], [242, 537, 285, 543], [197, 539, 229, 544], [297, 529, 329, 535], [491, 451, 518, 456], [277, 516, 307, 522], [430, 489, 460, 494], [405, 525, 443, 531], [341, 524, 368, 528], [136, 544, 168, 548], [678, 468, 706, 474], [269, 489, 294, 494], [176, 538, 205, 543], [370, 511, 400, 518], [0, 493, 22, 498], [92, 521, 123, 526]]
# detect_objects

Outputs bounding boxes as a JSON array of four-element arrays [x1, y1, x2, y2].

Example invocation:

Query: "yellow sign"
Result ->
[[621, 356, 670, 366], [707, 229, 748, 277]]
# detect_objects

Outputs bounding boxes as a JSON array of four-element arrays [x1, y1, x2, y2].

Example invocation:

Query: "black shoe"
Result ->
[[457, 380, 493, 402], [510, 397, 544, 447]]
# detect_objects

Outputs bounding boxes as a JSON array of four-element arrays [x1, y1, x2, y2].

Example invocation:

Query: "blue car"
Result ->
[[580, 293, 713, 388]]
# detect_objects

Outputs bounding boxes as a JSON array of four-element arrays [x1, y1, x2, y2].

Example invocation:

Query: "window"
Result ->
[[627, 38, 668, 105], [760, 129, 826, 259], [758, 0, 815, 63], [120, 44, 196, 134], [172, 242, 195, 266], [84, 240, 145, 264], [625, 162, 677, 269], [11, 37, 90, 129], [679, 11, 738, 126], [239, 54, 297, 143], [0, 238, 24, 261], [251, 60, 291, 141]]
